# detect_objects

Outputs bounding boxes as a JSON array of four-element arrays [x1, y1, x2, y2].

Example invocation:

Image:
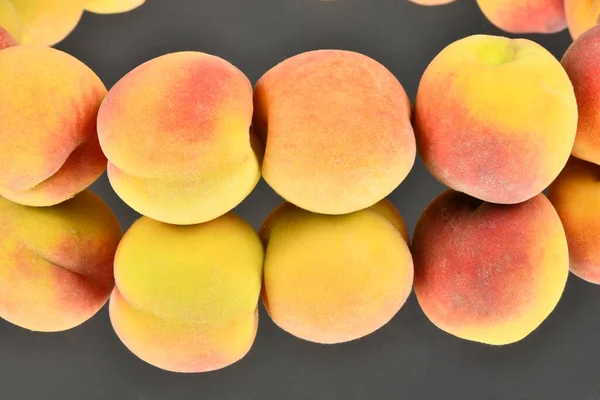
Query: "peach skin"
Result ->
[[85, 0, 145, 14], [253, 50, 416, 215], [412, 190, 569, 345], [97, 52, 260, 225], [0, 46, 107, 207], [0, 25, 17, 49], [561, 24, 600, 166], [110, 213, 263, 373], [476, 0, 567, 34], [414, 35, 578, 204], [9, 0, 84, 46], [565, 0, 600, 39], [548, 159, 600, 284], [260, 200, 413, 344], [408, 0, 456, 5], [0, 190, 122, 332], [0, 0, 22, 41]]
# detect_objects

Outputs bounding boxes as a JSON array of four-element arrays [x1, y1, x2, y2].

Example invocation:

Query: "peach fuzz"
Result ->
[[9, 0, 84, 46], [548, 159, 600, 284], [253, 50, 415, 215], [561, 24, 600, 166], [85, 0, 146, 14], [414, 35, 577, 204], [0, 25, 17, 49], [476, 0, 567, 34], [408, 0, 456, 5], [0, 0, 22, 41], [260, 200, 413, 344], [110, 213, 263, 373], [0, 190, 122, 332], [412, 191, 569, 345], [565, 0, 600, 39], [98, 52, 260, 225], [0, 46, 107, 207]]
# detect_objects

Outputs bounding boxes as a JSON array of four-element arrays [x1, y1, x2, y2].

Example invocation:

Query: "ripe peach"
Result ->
[[565, 0, 600, 39], [476, 0, 567, 34]]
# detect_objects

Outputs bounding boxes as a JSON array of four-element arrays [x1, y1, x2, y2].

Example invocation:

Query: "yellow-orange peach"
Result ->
[[0, 0, 22, 41], [414, 35, 578, 204], [565, 0, 600, 39], [0, 46, 107, 206], [110, 213, 263, 373], [254, 50, 415, 215], [413, 190, 569, 345], [0, 190, 121, 332], [260, 200, 413, 344], [98, 52, 260, 225], [476, 0, 567, 34], [85, 0, 145, 14], [561, 24, 600, 165], [548, 159, 600, 284], [9, 0, 84, 46]]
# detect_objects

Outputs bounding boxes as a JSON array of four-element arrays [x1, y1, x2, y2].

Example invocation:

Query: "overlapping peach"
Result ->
[[98, 52, 261, 225], [413, 191, 569, 345], [476, 0, 567, 34], [0, 46, 107, 206], [414, 35, 578, 204], [110, 213, 263, 372], [0, 24, 17, 49], [565, 0, 600, 39], [0, 0, 22, 41], [0, 190, 121, 332]]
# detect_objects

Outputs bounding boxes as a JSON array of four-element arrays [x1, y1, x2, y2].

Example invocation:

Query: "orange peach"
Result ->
[[0, 0, 22, 41], [85, 0, 145, 14], [414, 35, 578, 204], [413, 190, 569, 345], [0, 25, 17, 49], [0, 46, 107, 206], [565, 0, 600, 39], [561, 24, 600, 165], [9, 0, 84, 46], [98, 52, 260, 225], [254, 50, 415, 215], [548, 159, 600, 284], [0, 190, 121, 332], [260, 200, 413, 344], [110, 213, 263, 373], [476, 0, 567, 34]]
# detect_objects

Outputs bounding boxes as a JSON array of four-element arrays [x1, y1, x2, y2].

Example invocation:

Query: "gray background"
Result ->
[[1, 0, 599, 399]]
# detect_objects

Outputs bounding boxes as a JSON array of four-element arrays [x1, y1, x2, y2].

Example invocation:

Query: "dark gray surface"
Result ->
[[1, 0, 599, 399]]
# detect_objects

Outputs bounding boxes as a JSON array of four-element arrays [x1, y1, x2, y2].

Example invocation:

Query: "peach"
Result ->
[[408, 0, 456, 5], [561, 24, 600, 166], [414, 35, 578, 204], [0, 46, 107, 206], [110, 213, 263, 373], [97, 52, 260, 225], [0, 0, 22, 41], [0, 25, 17, 49], [260, 200, 413, 344], [0, 190, 121, 332], [476, 0, 567, 34], [253, 50, 415, 215], [412, 190, 569, 345], [565, 0, 600, 39], [9, 0, 84, 46], [85, 0, 145, 14], [548, 159, 600, 284]]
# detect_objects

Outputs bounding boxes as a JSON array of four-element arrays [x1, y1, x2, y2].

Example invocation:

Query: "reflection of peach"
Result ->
[[98, 52, 260, 225], [565, 0, 600, 39], [0, 0, 22, 41], [561, 24, 600, 166], [548, 159, 600, 285], [0, 190, 122, 332], [85, 0, 146, 14], [9, 0, 83, 46], [476, 0, 567, 34], [414, 35, 578, 204], [413, 191, 569, 345], [260, 200, 413, 344], [408, 0, 456, 5], [0, 25, 17, 49], [254, 50, 415, 215], [0, 46, 107, 206], [110, 213, 263, 372]]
